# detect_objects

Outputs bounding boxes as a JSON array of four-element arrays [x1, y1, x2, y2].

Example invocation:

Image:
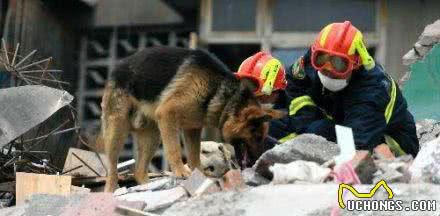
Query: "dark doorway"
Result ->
[[208, 44, 261, 72]]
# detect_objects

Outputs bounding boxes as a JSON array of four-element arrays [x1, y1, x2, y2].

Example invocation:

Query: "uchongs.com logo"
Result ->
[[338, 180, 437, 212]]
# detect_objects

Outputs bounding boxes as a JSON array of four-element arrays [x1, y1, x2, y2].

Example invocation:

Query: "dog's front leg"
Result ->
[[133, 124, 160, 184], [157, 118, 191, 177], [183, 128, 202, 170]]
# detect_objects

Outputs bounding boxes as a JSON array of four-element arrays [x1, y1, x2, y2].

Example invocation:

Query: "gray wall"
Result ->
[[386, 0, 440, 80]]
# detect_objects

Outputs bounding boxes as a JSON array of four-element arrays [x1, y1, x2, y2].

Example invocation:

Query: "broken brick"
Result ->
[[351, 151, 377, 184], [181, 169, 220, 197], [220, 170, 246, 191]]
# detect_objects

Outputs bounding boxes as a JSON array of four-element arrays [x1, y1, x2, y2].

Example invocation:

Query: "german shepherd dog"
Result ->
[[100, 46, 283, 191]]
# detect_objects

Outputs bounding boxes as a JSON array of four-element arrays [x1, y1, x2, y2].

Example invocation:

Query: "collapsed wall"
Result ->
[[402, 20, 440, 66]]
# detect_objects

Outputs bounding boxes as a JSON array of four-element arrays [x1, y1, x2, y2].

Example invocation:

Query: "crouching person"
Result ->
[[277, 21, 419, 157]]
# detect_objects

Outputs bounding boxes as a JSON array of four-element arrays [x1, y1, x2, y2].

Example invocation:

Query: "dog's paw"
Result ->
[[174, 166, 192, 177]]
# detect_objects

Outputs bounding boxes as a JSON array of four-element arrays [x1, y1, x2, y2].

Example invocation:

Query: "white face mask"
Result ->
[[317, 71, 349, 92]]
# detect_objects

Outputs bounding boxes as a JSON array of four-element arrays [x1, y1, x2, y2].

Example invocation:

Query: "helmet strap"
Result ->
[[355, 39, 375, 70]]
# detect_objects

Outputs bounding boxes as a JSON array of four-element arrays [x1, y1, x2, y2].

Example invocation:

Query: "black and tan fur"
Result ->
[[100, 46, 283, 191]]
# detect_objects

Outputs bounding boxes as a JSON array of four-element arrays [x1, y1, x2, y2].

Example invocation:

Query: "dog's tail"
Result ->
[[80, 82, 116, 154], [79, 124, 105, 153]]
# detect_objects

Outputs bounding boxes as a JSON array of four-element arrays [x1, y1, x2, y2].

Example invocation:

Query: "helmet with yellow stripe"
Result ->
[[311, 21, 375, 79], [236, 51, 287, 96]]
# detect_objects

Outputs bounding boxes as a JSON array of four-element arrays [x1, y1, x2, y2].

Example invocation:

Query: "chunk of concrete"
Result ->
[[416, 119, 440, 146], [410, 136, 440, 183], [242, 168, 270, 186], [270, 161, 331, 184], [127, 177, 180, 193], [418, 20, 440, 46], [253, 134, 339, 179], [402, 49, 420, 66], [414, 42, 433, 57], [373, 155, 413, 183], [113, 187, 129, 196]]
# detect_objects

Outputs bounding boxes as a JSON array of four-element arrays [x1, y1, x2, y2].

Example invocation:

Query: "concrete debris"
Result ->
[[0, 85, 73, 147], [242, 168, 270, 186], [163, 183, 440, 216], [116, 187, 188, 213], [0, 193, 142, 216], [416, 119, 440, 146], [70, 186, 91, 194], [220, 170, 246, 191], [373, 155, 413, 183], [125, 177, 181, 194], [0, 204, 26, 216], [0, 192, 13, 208], [402, 49, 419, 66], [181, 169, 220, 197], [63, 148, 110, 178], [418, 20, 440, 46], [403, 20, 440, 65], [253, 134, 339, 179], [410, 136, 440, 183], [200, 141, 237, 177], [114, 187, 129, 196], [270, 161, 331, 184]]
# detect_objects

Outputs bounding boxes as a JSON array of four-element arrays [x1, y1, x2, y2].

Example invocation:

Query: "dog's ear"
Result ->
[[239, 78, 258, 92], [238, 82, 254, 100]]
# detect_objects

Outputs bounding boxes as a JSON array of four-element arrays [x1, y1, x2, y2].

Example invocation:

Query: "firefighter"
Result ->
[[274, 21, 419, 156]]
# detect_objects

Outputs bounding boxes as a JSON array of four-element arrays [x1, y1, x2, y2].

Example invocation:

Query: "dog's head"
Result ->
[[221, 82, 284, 168]]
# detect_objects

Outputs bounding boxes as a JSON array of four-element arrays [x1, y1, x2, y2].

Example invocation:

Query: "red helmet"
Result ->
[[311, 21, 375, 79], [236, 51, 287, 96]]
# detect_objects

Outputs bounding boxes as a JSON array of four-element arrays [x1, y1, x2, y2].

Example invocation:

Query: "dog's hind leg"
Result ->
[[132, 123, 161, 184], [183, 128, 202, 170], [101, 85, 131, 192]]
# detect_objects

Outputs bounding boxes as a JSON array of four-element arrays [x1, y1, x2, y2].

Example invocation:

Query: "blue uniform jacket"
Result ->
[[269, 49, 419, 156]]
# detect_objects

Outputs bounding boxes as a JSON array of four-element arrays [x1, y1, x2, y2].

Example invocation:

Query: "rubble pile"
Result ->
[[410, 136, 440, 184], [0, 40, 91, 211], [0, 127, 440, 216], [416, 119, 440, 146]]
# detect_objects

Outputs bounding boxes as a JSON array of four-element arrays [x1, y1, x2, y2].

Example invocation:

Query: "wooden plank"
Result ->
[[16, 172, 72, 205]]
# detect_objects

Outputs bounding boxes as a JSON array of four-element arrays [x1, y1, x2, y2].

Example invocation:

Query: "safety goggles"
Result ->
[[311, 49, 358, 79]]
